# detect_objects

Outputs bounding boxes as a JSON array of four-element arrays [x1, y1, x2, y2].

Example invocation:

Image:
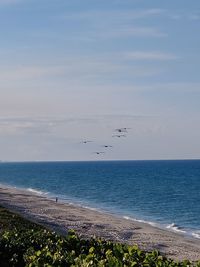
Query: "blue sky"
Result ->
[[0, 0, 200, 161]]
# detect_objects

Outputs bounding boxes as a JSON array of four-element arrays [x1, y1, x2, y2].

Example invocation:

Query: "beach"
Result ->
[[0, 186, 200, 261]]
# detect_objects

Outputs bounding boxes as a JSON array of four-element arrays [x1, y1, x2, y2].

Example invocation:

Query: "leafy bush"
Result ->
[[0, 206, 200, 267], [0, 229, 200, 267]]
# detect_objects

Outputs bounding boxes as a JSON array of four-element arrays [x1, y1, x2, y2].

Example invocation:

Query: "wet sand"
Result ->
[[0, 186, 200, 261]]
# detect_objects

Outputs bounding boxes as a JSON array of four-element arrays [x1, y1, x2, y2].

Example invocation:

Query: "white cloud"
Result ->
[[0, 54, 163, 87], [167, 11, 200, 21], [0, 65, 66, 81], [188, 14, 200, 21], [0, 115, 160, 143], [59, 26, 166, 41], [60, 9, 167, 39], [169, 14, 182, 20], [100, 26, 167, 38], [62, 8, 164, 21], [0, 117, 56, 136], [2, 114, 200, 161], [124, 51, 177, 61], [150, 82, 200, 92]]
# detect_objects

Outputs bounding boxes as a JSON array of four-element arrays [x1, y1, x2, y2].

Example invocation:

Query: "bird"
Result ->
[[115, 127, 131, 133], [115, 128, 127, 133], [112, 134, 126, 138], [80, 140, 93, 144], [102, 145, 113, 148], [93, 152, 105, 155]]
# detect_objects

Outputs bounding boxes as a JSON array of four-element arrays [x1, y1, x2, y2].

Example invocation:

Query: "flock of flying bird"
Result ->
[[80, 127, 131, 155]]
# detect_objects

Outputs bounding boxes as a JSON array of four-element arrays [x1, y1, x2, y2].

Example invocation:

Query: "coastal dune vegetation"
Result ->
[[0, 206, 200, 267]]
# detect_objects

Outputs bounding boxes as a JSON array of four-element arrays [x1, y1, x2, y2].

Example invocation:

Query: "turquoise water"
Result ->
[[0, 160, 200, 238]]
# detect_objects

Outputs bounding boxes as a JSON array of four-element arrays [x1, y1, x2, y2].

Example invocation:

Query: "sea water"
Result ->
[[0, 160, 200, 238]]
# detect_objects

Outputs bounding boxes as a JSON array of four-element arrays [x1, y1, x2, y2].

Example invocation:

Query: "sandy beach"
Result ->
[[0, 186, 200, 262]]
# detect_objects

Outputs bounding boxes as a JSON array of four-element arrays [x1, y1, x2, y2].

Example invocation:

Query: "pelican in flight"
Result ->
[[112, 134, 126, 138], [115, 127, 131, 133], [93, 152, 105, 155], [80, 140, 93, 144]]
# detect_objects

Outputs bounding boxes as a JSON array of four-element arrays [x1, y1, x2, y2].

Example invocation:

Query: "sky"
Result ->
[[0, 0, 200, 161]]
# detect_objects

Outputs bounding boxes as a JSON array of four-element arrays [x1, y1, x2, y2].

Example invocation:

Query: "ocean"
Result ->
[[0, 160, 200, 238]]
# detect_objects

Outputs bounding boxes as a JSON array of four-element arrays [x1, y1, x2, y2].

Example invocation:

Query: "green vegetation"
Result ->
[[0, 206, 200, 267]]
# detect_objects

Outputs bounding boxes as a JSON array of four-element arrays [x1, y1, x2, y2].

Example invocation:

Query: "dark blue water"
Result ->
[[0, 160, 200, 238]]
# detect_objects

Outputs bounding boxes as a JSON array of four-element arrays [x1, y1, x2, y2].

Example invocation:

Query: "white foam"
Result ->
[[82, 205, 99, 211], [123, 216, 132, 220], [166, 223, 186, 233], [27, 188, 48, 195], [123, 216, 158, 227], [192, 231, 200, 239]]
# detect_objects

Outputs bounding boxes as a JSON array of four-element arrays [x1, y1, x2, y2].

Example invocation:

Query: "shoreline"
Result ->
[[1, 183, 199, 239], [0, 186, 200, 261]]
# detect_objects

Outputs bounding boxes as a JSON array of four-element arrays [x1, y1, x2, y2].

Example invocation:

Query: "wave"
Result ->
[[27, 188, 48, 196], [166, 223, 186, 233], [51, 194, 102, 213], [192, 231, 200, 239], [123, 217, 189, 236], [123, 216, 158, 227], [2, 182, 200, 242], [0, 183, 49, 196], [81, 205, 100, 212]]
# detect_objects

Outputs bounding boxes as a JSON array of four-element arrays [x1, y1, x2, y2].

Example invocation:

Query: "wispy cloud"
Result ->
[[73, 8, 199, 23], [0, 65, 66, 81], [188, 14, 200, 21], [62, 8, 164, 21], [59, 26, 166, 41], [124, 51, 177, 61], [167, 10, 200, 21], [0, 53, 164, 87], [0, 117, 56, 136], [97, 26, 167, 39], [63, 7, 199, 23], [126, 82, 200, 93], [149, 82, 200, 92], [60, 8, 167, 39], [0, 115, 158, 139]]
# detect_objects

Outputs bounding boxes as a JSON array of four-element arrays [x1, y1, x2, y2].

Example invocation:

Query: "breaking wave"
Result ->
[[27, 188, 48, 195], [166, 223, 186, 233]]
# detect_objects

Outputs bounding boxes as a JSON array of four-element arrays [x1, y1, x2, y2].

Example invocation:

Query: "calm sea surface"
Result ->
[[0, 160, 200, 238]]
